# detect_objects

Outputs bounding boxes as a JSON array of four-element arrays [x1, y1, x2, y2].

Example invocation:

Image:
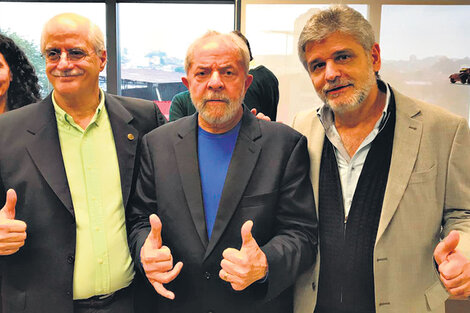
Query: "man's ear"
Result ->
[[99, 50, 107, 71], [244, 74, 253, 92], [182, 76, 189, 89], [370, 43, 381, 73]]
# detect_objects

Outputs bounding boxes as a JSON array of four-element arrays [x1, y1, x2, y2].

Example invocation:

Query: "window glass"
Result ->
[[119, 3, 234, 118], [0, 2, 106, 97], [380, 5, 470, 120], [244, 4, 368, 123]]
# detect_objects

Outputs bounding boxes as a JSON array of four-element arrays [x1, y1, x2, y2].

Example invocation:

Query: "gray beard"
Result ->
[[193, 96, 243, 126], [320, 70, 376, 114]]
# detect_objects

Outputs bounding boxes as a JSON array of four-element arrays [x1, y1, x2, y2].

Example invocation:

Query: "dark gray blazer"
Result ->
[[0, 93, 166, 313], [127, 107, 318, 313]]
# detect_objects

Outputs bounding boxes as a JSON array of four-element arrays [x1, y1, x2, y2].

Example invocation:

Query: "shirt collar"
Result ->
[[53, 89, 106, 129]]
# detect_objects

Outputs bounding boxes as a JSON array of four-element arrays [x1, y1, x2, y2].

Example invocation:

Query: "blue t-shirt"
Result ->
[[198, 122, 241, 238]]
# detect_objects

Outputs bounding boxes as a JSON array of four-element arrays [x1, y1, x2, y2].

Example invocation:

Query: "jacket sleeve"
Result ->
[[260, 135, 318, 300], [442, 117, 470, 258], [127, 135, 156, 277]]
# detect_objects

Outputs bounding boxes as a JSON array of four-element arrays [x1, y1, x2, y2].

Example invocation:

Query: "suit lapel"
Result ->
[[204, 110, 261, 260], [376, 89, 422, 243], [308, 117, 325, 213], [25, 95, 74, 215], [106, 94, 139, 208], [293, 109, 324, 214], [174, 115, 209, 248]]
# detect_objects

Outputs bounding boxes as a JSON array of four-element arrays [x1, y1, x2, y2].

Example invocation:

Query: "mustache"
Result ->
[[50, 69, 85, 77], [322, 79, 354, 94], [202, 92, 231, 105]]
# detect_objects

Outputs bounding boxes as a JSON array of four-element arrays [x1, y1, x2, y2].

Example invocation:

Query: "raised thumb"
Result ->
[[0, 189, 17, 220], [241, 220, 254, 248], [434, 230, 460, 264], [148, 214, 163, 249]]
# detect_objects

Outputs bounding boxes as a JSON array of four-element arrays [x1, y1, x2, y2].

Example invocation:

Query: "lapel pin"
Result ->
[[127, 133, 135, 141]]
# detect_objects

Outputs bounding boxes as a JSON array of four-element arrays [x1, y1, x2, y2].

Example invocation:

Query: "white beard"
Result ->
[[319, 66, 376, 114]]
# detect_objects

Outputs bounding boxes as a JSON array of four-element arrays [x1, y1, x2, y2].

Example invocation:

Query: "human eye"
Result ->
[[68, 49, 87, 61], [310, 62, 325, 73], [223, 69, 235, 77], [336, 53, 351, 63], [45, 49, 61, 61], [195, 69, 208, 77]]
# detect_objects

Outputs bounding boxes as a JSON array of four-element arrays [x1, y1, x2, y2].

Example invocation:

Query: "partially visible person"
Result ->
[[0, 32, 42, 313], [128, 30, 317, 313], [233, 30, 279, 121], [169, 31, 279, 121], [292, 5, 470, 313], [168, 90, 195, 121], [0, 13, 165, 313], [0, 34, 41, 113]]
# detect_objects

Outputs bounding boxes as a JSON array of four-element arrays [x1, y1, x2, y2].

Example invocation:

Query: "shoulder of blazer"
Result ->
[[104, 93, 167, 127], [392, 85, 465, 127], [292, 107, 320, 134], [0, 94, 54, 135]]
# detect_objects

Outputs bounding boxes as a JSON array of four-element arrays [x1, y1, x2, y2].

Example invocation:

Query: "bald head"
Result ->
[[184, 31, 250, 75], [40, 13, 105, 55]]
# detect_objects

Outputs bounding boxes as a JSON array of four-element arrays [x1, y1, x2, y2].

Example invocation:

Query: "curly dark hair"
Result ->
[[0, 33, 41, 110]]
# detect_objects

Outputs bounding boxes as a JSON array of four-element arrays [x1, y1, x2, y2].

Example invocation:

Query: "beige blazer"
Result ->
[[292, 87, 470, 313]]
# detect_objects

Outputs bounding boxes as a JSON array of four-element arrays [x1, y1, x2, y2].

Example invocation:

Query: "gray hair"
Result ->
[[40, 13, 105, 55], [184, 30, 250, 74], [298, 5, 375, 71]]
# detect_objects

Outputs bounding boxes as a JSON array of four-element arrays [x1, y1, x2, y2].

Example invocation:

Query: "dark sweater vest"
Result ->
[[315, 97, 396, 313]]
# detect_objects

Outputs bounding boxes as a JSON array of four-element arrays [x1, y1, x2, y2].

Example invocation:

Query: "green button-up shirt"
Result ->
[[53, 90, 134, 299]]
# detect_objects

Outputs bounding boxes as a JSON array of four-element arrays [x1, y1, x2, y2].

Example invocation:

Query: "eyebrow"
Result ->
[[194, 64, 236, 71], [309, 49, 355, 65], [332, 49, 354, 57], [45, 46, 88, 52]]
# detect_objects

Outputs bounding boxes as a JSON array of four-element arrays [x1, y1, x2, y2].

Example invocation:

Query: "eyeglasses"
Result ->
[[44, 48, 90, 62]]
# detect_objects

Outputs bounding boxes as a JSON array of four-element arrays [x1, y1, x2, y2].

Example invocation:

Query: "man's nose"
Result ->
[[208, 71, 223, 90], [56, 52, 72, 69], [324, 61, 341, 82]]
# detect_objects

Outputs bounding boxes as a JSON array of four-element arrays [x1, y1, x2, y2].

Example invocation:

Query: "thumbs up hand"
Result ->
[[434, 230, 470, 299], [0, 189, 27, 255], [140, 214, 183, 300], [219, 220, 268, 291]]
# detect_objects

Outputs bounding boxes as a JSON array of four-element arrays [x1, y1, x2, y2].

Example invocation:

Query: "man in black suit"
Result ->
[[127, 31, 318, 313], [0, 13, 165, 313]]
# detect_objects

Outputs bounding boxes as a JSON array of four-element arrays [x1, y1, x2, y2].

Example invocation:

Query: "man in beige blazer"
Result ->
[[292, 5, 470, 313]]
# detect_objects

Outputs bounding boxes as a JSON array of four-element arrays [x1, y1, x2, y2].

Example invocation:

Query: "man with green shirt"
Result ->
[[0, 13, 165, 313]]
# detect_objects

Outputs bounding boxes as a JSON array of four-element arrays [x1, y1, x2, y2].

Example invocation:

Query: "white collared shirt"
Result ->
[[317, 80, 391, 219]]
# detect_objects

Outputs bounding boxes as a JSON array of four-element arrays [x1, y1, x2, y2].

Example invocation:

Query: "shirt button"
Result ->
[[204, 272, 211, 280], [67, 255, 74, 264]]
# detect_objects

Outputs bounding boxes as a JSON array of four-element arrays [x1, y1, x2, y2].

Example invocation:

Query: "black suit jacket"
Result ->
[[0, 93, 166, 313], [127, 108, 318, 313]]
